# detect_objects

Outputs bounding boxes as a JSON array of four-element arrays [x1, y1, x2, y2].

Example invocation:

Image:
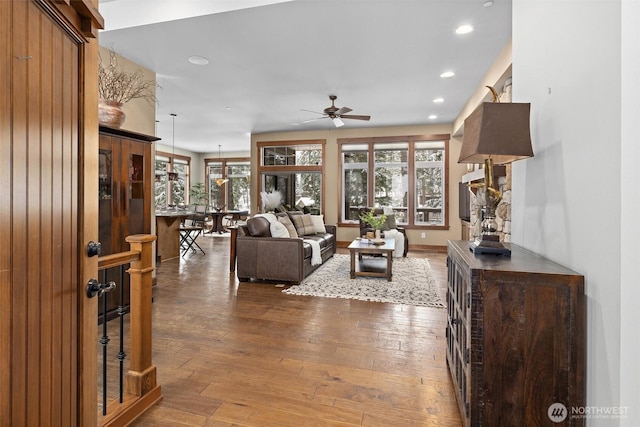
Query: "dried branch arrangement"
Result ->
[[98, 49, 157, 105]]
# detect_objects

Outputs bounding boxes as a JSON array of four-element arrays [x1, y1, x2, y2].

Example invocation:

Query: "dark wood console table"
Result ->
[[446, 240, 585, 426]]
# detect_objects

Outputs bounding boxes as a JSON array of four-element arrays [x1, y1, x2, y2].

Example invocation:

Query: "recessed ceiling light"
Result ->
[[483, 1, 494, 7], [428, 114, 438, 120], [440, 71, 455, 78], [455, 25, 474, 35], [433, 97, 444, 103], [225, 106, 232, 111], [188, 55, 210, 65]]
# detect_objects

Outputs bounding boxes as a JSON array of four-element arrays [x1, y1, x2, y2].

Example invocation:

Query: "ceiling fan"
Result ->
[[302, 95, 371, 127]]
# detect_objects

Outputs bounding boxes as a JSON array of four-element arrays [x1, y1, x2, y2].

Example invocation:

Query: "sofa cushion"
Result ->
[[291, 213, 316, 236], [310, 214, 326, 233], [277, 215, 298, 238], [246, 217, 271, 237]]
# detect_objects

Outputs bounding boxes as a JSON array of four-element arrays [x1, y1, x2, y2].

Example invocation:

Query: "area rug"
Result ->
[[282, 254, 445, 308]]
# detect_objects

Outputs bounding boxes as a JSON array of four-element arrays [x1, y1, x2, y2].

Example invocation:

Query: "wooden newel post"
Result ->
[[124, 234, 158, 397]]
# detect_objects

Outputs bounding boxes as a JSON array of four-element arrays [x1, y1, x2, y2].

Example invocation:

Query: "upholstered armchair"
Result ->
[[358, 207, 409, 257]]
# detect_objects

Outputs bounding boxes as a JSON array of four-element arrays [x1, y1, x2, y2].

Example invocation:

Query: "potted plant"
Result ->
[[189, 182, 208, 206], [98, 48, 157, 128], [360, 208, 387, 240]]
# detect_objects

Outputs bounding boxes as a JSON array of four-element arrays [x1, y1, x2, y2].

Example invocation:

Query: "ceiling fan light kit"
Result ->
[[302, 95, 371, 127]]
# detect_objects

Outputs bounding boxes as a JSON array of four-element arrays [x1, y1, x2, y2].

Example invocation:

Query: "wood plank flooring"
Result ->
[[130, 235, 462, 426]]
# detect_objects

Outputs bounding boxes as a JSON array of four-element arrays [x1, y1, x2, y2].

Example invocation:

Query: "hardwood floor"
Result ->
[[130, 234, 462, 426]]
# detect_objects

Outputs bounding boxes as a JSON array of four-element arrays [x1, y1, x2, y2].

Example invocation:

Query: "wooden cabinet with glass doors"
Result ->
[[98, 125, 159, 321]]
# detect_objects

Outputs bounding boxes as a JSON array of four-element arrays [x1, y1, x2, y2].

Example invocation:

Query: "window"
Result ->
[[155, 152, 190, 207], [226, 162, 251, 210], [205, 158, 251, 210], [339, 135, 449, 228], [374, 142, 409, 222], [262, 144, 322, 166], [257, 140, 324, 213], [415, 141, 445, 225], [342, 145, 368, 221]]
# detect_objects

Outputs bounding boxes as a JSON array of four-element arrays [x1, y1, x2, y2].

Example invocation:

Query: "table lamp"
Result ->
[[458, 98, 533, 256]]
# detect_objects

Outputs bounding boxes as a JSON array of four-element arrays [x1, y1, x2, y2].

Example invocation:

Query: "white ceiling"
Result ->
[[99, 0, 512, 154]]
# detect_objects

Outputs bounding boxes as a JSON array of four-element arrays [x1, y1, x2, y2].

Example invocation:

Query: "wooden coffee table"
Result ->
[[347, 238, 395, 281]]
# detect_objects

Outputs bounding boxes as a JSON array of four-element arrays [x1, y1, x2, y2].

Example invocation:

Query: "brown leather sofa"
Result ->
[[235, 214, 336, 284]]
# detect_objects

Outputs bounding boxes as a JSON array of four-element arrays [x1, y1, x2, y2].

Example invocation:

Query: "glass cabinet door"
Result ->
[[98, 147, 115, 255], [128, 151, 146, 235], [99, 148, 112, 200]]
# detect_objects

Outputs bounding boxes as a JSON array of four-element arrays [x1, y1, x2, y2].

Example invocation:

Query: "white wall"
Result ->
[[619, 0, 640, 424], [512, 1, 639, 425]]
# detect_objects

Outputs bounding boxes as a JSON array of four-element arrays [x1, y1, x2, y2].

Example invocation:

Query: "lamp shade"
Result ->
[[458, 102, 533, 164]]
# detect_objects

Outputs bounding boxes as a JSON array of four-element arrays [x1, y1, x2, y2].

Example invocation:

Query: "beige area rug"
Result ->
[[282, 254, 445, 308]]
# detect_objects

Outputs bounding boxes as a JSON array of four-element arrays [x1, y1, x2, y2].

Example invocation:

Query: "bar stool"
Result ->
[[180, 221, 205, 256]]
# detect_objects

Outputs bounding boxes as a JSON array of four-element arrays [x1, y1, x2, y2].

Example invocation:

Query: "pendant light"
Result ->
[[154, 119, 162, 182], [214, 144, 229, 186], [167, 113, 178, 181]]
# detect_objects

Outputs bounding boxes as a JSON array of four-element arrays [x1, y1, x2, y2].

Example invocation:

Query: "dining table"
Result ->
[[206, 210, 248, 234]]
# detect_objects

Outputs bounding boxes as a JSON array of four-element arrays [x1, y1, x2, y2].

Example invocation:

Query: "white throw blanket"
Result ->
[[303, 239, 322, 266], [254, 213, 322, 265], [253, 213, 288, 237], [384, 229, 405, 258]]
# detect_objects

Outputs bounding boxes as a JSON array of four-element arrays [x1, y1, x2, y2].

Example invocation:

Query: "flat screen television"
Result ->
[[459, 182, 471, 221]]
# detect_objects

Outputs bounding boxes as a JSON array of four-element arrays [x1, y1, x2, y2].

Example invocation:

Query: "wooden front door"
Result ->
[[0, 1, 103, 426]]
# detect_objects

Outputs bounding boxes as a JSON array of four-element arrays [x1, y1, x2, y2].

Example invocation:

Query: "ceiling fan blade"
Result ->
[[334, 107, 352, 115], [340, 114, 371, 121], [332, 117, 345, 127], [302, 117, 326, 123], [301, 109, 325, 115]]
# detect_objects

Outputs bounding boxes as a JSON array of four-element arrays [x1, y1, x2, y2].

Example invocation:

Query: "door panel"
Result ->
[[0, 1, 99, 426]]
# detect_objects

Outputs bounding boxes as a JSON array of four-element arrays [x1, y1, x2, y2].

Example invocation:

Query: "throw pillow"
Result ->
[[286, 210, 303, 219], [291, 213, 316, 236], [310, 214, 326, 233], [385, 214, 397, 230], [270, 220, 290, 238], [278, 215, 298, 238]]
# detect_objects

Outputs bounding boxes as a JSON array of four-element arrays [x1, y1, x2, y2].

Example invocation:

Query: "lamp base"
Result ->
[[469, 235, 511, 256]]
